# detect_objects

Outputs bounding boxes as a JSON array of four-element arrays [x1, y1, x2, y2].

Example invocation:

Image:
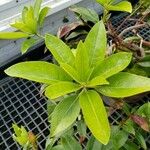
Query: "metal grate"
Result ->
[[0, 13, 150, 149]]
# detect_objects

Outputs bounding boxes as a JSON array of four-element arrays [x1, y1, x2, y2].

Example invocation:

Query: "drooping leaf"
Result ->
[[38, 7, 49, 27], [60, 63, 80, 83], [57, 21, 84, 39], [21, 38, 37, 54], [5, 61, 72, 84], [130, 115, 149, 132], [75, 41, 89, 81], [45, 34, 75, 66], [0, 32, 29, 39], [91, 52, 132, 79], [70, 7, 99, 24], [98, 72, 150, 98], [79, 90, 110, 145], [84, 21, 107, 67], [108, 1, 132, 13], [45, 81, 81, 99], [50, 95, 80, 137], [34, 0, 42, 18], [61, 135, 82, 150]]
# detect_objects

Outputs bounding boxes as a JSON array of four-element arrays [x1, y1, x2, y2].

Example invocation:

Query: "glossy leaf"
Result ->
[[75, 41, 89, 81], [50, 95, 80, 137], [108, 1, 132, 13], [0, 32, 29, 39], [45, 34, 75, 66], [21, 38, 37, 54], [92, 52, 132, 79], [98, 72, 150, 98], [61, 135, 82, 150], [70, 7, 99, 24], [87, 76, 109, 87], [34, 0, 42, 18], [5, 61, 72, 84], [84, 21, 107, 67], [79, 90, 110, 145], [45, 81, 81, 99], [38, 7, 49, 27]]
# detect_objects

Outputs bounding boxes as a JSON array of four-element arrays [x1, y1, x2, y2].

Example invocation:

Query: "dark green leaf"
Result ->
[[61, 135, 82, 150]]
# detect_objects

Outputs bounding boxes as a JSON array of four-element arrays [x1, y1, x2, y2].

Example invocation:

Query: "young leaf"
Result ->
[[45, 34, 75, 66], [21, 38, 37, 54], [98, 72, 150, 98], [91, 52, 132, 79], [11, 21, 34, 34], [87, 76, 109, 87], [96, 0, 108, 6], [0, 32, 29, 39], [60, 63, 80, 83], [5, 61, 72, 84], [45, 81, 81, 99], [70, 7, 99, 24], [75, 41, 89, 81], [34, 0, 42, 18], [38, 7, 49, 27], [61, 135, 82, 150], [84, 21, 107, 67], [50, 95, 80, 137], [107, 1, 132, 13], [79, 90, 110, 145], [22, 7, 28, 23]]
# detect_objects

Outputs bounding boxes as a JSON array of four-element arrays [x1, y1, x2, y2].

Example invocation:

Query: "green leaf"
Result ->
[[45, 34, 75, 66], [137, 62, 150, 68], [79, 90, 110, 145], [92, 52, 132, 79], [123, 119, 135, 135], [51, 145, 64, 150], [21, 38, 37, 54], [5, 61, 72, 84], [135, 132, 147, 150], [77, 120, 87, 137], [50, 95, 80, 137], [0, 32, 29, 39], [86, 136, 103, 150], [34, 0, 42, 18], [75, 41, 89, 81], [61, 135, 82, 150], [124, 141, 139, 150], [87, 76, 109, 87], [107, 1, 132, 13], [38, 7, 49, 27], [70, 6, 99, 24], [98, 72, 150, 98], [22, 7, 28, 23], [84, 21, 107, 67], [96, 0, 108, 6], [60, 63, 80, 83], [45, 81, 81, 99], [11, 21, 34, 34]]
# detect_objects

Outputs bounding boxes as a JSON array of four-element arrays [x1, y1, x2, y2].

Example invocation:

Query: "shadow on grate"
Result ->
[[0, 78, 49, 149], [0, 13, 150, 150]]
